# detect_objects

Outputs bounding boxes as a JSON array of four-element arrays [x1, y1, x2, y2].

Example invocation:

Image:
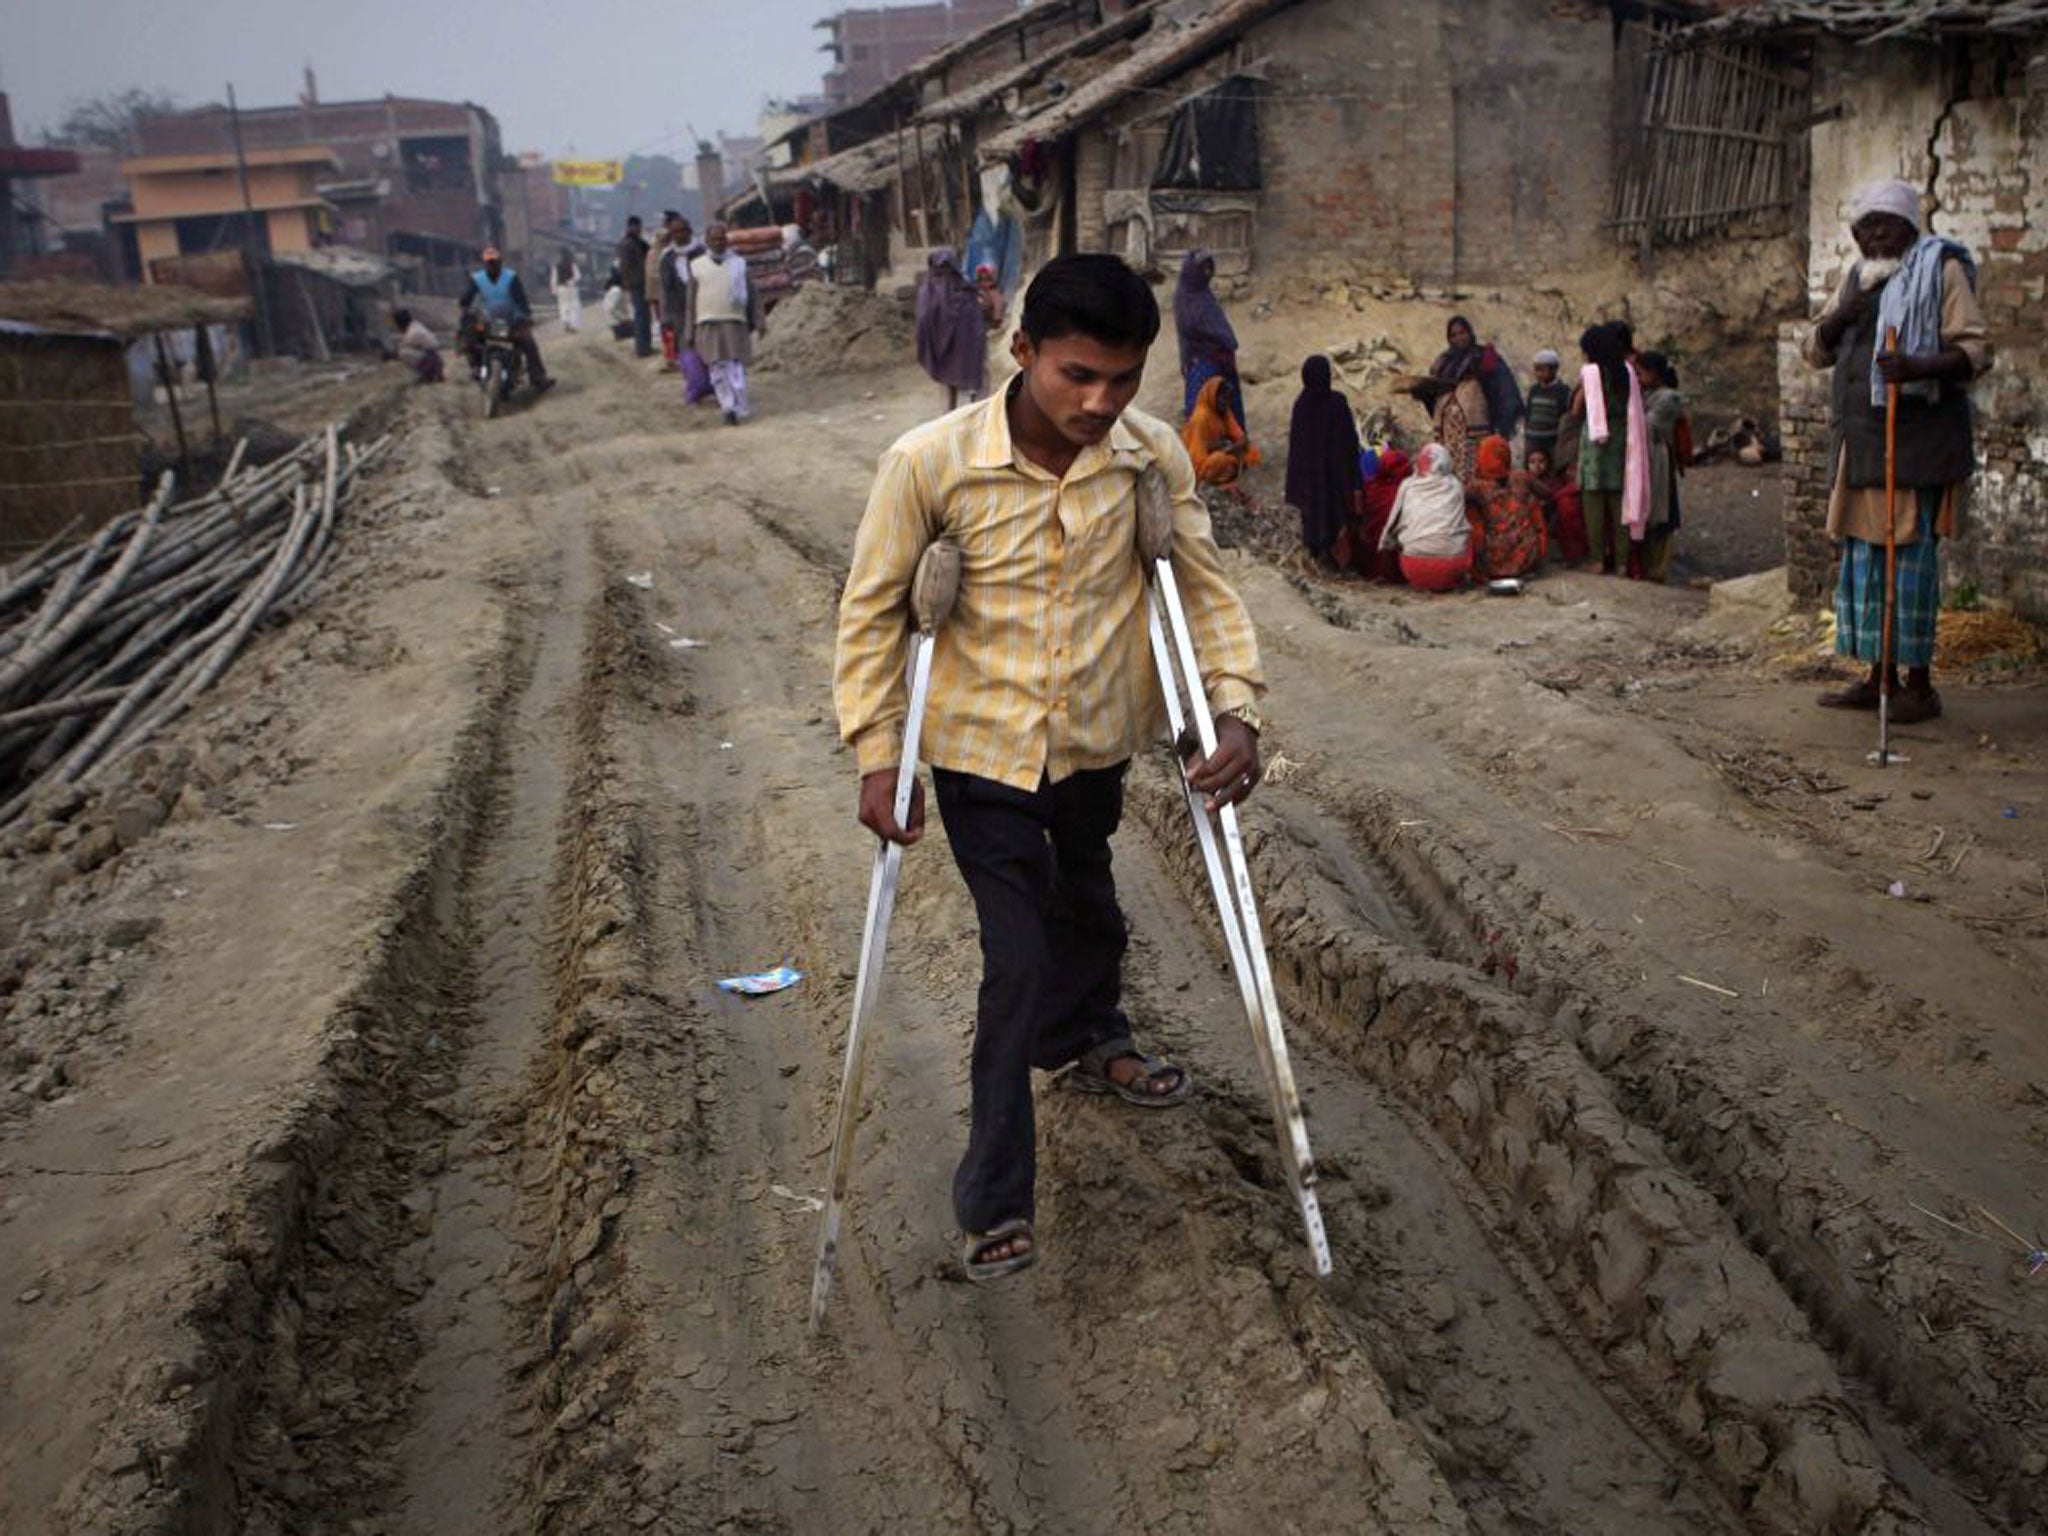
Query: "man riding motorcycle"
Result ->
[[458, 246, 555, 394]]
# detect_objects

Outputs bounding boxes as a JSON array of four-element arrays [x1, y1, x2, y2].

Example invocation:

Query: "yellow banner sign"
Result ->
[[552, 160, 624, 187]]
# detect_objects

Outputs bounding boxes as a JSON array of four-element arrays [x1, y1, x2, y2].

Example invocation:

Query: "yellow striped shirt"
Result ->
[[835, 383, 1263, 793]]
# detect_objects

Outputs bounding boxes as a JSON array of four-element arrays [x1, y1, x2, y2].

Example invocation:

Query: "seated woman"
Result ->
[[1465, 435, 1548, 580], [1343, 448, 1412, 582], [1182, 374, 1261, 486], [1377, 444, 1474, 591], [1525, 445, 1588, 565]]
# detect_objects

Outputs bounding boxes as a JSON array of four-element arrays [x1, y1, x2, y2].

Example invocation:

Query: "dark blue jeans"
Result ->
[[630, 290, 653, 357], [933, 763, 1133, 1233]]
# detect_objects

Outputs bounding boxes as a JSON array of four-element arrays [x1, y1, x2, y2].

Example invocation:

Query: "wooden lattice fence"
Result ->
[[1610, 24, 1811, 251]]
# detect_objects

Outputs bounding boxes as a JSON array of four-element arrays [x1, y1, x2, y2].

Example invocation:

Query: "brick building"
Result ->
[[1686, 4, 2048, 620], [132, 96, 507, 286], [816, 0, 1023, 108], [775, 0, 1783, 299]]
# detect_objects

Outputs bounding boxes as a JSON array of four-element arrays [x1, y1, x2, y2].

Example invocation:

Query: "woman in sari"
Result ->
[[1183, 374, 1260, 486], [915, 248, 989, 411], [1350, 448, 1412, 581], [1175, 250, 1245, 428], [1429, 315, 1523, 481], [1630, 351, 1690, 582], [1378, 444, 1476, 592], [1464, 434, 1548, 580], [1284, 355, 1362, 562]]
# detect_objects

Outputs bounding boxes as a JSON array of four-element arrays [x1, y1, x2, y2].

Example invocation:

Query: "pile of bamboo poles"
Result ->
[[0, 423, 391, 824]]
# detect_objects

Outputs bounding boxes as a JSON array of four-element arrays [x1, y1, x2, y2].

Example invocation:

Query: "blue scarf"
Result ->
[[1871, 235, 1974, 408]]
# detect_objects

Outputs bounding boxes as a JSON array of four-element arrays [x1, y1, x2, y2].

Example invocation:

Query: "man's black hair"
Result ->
[[392, 307, 412, 328], [626, 214, 642, 229], [1020, 253, 1159, 349]]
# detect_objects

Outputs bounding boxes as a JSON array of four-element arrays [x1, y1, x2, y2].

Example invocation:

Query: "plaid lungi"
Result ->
[[1835, 489, 1941, 668]]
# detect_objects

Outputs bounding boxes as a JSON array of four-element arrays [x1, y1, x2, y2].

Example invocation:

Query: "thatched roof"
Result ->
[[977, 0, 1306, 161], [0, 279, 251, 338], [1675, 0, 2048, 44]]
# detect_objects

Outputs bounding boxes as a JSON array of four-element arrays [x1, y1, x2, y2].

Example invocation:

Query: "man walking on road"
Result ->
[[616, 215, 652, 358], [1806, 178, 1992, 723], [686, 223, 759, 425], [834, 254, 1266, 1280]]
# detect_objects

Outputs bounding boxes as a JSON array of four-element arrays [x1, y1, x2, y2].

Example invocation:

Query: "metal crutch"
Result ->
[[1136, 469, 1333, 1278], [811, 538, 963, 1332]]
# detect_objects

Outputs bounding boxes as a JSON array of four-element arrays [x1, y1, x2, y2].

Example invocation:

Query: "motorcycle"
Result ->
[[466, 314, 524, 419]]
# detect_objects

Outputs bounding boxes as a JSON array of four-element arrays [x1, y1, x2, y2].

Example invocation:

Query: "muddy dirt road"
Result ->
[[3, 326, 2044, 1535]]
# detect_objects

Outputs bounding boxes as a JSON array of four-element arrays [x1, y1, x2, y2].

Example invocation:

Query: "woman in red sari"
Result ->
[[1465, 435, 1548, 579], [1336, 447, 1411, 581]]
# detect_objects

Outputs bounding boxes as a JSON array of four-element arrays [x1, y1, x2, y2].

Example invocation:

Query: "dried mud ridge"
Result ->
[[59, 544, 658, 1533], [1128, 764, 2041, 1533], [49, 386, 2040, 1533]]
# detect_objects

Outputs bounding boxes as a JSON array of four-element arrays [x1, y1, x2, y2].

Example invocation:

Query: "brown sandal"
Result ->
[[1818, 679, 1881, 710]]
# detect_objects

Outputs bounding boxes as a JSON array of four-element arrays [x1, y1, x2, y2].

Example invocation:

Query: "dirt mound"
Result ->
[[756, 282, 914, 375]]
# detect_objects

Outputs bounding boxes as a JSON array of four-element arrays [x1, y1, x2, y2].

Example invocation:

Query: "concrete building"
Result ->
[[116, 146, 338, 282], [816, 0, 1022, 107], [1699, 2, 2048, 620], [132, 96, 507, 285]]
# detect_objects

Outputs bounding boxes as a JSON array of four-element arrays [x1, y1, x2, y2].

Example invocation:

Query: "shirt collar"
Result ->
[[968, 376, 1148, 474]]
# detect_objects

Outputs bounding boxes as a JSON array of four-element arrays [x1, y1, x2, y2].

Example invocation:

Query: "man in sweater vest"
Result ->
[[1804, 178, 1992, 724], [686, 222, 760, 425]]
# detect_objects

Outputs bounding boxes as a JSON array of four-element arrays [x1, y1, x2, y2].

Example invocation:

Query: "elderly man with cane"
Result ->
[[1805, 178, 1992, 732], [825, 254, 1304, 1300]]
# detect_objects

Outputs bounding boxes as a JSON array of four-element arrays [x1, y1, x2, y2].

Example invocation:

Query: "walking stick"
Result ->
[[1136, 469, 1333, 1278], [810, 539, 962, 1333], [1877, 324, 1900, 769]]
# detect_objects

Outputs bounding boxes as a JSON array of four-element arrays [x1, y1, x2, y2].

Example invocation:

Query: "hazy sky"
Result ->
[[3, 0, 845, 155]]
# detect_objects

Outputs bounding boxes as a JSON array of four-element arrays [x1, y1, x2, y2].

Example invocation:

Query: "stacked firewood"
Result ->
[[0, 424, 389, 823]]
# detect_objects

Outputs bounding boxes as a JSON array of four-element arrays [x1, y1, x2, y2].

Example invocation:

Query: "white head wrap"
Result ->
[[1849, 178, 1922, 230], [1415, 443, 1454, 478]]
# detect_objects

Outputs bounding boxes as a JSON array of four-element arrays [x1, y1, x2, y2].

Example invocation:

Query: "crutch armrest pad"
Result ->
[[911, 538, 963, 635], [1136, 465, 1175, 565]]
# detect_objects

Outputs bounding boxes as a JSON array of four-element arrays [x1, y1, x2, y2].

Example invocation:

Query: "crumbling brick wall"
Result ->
[[1784, 38, 2047, 620], [1253, 0, 1613, 289]]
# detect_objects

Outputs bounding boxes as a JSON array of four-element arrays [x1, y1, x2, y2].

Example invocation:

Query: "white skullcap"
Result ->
[[1533, 348, 1561, 367], [1849, 178, 1922, 230]]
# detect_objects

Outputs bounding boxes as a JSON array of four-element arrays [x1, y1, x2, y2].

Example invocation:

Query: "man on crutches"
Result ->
[[1807, 179, 1992, 732], [831, 255, 1265, 1286]]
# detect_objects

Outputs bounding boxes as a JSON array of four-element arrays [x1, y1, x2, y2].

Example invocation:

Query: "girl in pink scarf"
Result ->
[[1574, 321, 1652, 575]]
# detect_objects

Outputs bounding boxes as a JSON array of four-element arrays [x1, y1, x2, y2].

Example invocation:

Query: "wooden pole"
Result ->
[[152, 333, 191, 478], [227, 84, 276, 358], [194, 324, 224, 444]]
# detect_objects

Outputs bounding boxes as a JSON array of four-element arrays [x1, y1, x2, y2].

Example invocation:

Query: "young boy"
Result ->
[[1523, 348, 1572, 467], [834, 254, 1265, 1281]]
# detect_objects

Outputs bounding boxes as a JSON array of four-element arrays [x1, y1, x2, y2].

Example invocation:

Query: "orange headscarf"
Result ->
[[1182, 375, 1259, 464], [1474, 433, 1512, 481]]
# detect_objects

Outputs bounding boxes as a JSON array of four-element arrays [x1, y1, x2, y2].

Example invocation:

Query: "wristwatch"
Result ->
[[1221, 703, 1264, 736]]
